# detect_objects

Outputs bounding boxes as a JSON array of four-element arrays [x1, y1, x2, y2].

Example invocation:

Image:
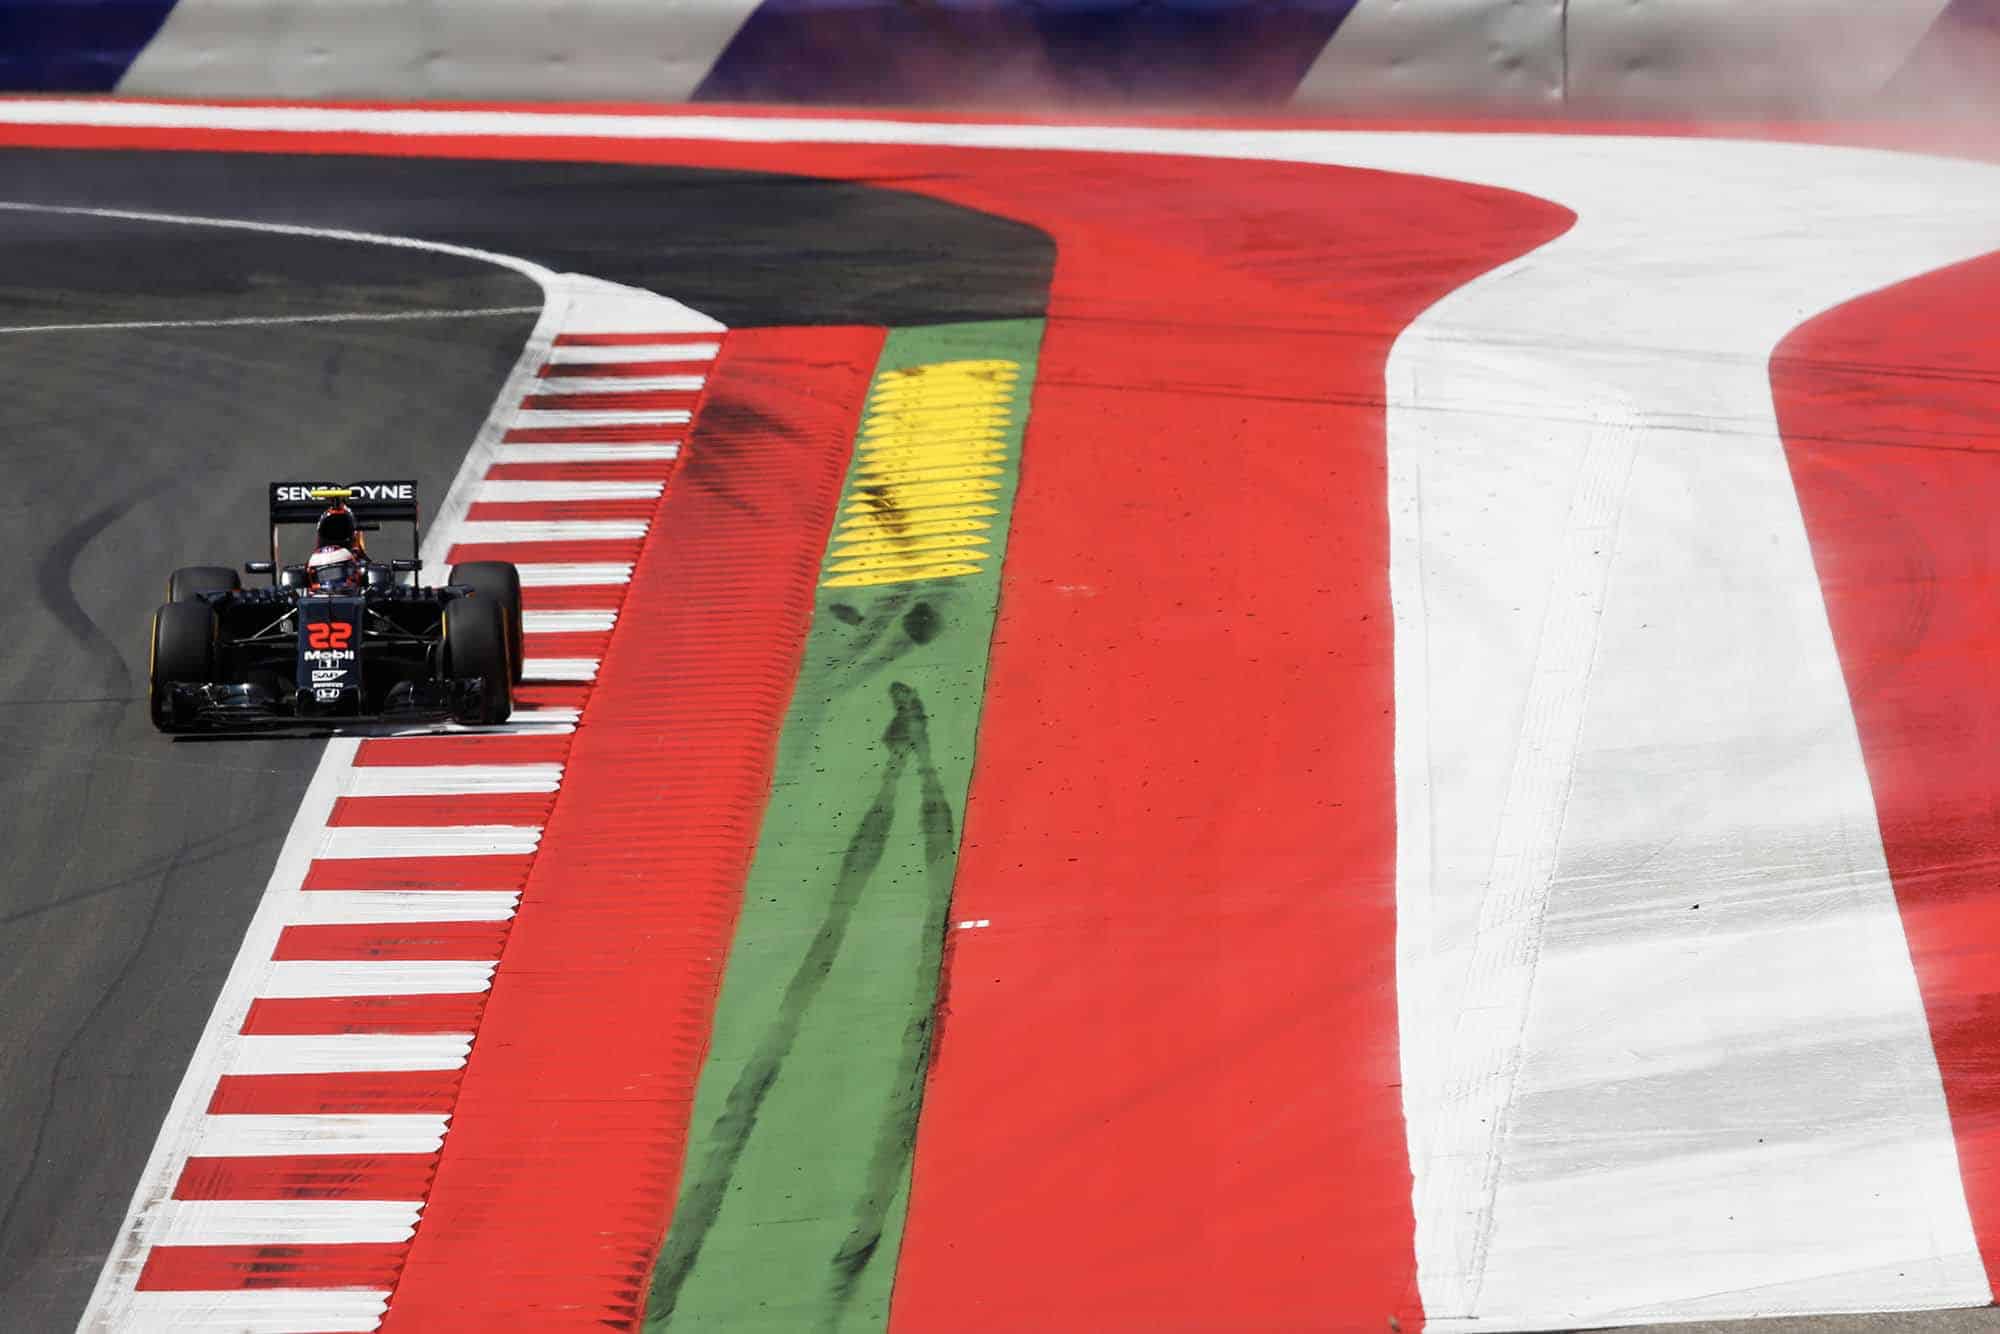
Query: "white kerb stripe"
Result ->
[[523, 659, 599, 683], [146, 1198, 423, 1247], [502, 705, 581, 725], [289, 890, 520, 924], [344, 764, 563, 797], [511, 408, 689, 428], [313, 825, 540, 859], [523, 609, 616, 633], [495, 443, 678, 463], [546, 342, 718, 365], [474, 479, 661, 502], [261, 960, 495, 998], [514, 563, 632, 587], [230, 1034, 472, 1076], [191, 1114, 448, 1157], [453, 520, 648, 543], [121, 1288, 390, 1333], [528, 375, 703, 394]]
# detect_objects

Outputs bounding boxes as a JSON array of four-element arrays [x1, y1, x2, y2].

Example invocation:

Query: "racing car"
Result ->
[[148, 481, 524, 731]]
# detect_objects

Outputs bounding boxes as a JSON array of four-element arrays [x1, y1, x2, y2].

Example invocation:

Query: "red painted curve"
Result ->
[[1774, 247, 2000, 1288], [380, 326, 878, 1330]]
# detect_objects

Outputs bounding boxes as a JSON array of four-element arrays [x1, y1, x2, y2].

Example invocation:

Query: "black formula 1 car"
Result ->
[[148, 481, 525, 732]]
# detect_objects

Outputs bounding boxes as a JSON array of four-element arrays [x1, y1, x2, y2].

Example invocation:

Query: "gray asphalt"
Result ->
[[0, 211, 539, 1329], [0, 149, 1056, 1333]]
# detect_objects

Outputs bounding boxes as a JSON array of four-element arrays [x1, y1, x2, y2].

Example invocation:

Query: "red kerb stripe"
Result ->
[[447, 539, 639, 566], [137, 1243, 406, 1291], [274, 921, 510, 962], [175, 1153, 438, 1200], [467, 498, 659, 522], [209, 1071, 460, 1115], [503, 423, 682, 443], [520, 389, 698, 411], [354, 735, 569, 766], [327, 792, 553, 828], [485, 459, 677, 482], [242, 994, 487, 1036]]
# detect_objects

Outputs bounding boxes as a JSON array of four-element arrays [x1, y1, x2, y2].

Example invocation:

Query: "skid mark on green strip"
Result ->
[[645, 320, 1043, 1334]]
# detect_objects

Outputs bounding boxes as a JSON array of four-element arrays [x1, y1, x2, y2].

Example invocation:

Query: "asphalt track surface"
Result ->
[[0, 149, 1053, 1333]]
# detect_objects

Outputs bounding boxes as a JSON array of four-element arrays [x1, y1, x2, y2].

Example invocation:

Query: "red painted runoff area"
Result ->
[[1774, 248, 2000, 1287], [381, 327, 878, 1330]]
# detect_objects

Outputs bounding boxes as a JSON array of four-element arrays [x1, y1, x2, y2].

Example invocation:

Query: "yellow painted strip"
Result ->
[[824, 563, 986, 589], [878, 358, 1018, 376], [829, 548, 989, 575], [856, 445, 1009, 469], [864, 407, 1012, 433], [848, 485, 1002, 512], [868, 389, 1017, 412], [853, 463, 1006, 486], [831, 533, 993, 560], [858, 430, 1006, 453], [837, 512, 998, 536]]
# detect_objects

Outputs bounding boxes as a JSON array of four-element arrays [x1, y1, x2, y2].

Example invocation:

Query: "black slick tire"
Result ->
[[449, 561, 525, 683], [167, 565, 240, 603], [149, 601, 215, 732], [443, 594, 513, 725]]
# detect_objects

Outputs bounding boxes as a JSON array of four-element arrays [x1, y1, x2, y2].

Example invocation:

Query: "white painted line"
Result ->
[[191, 1115, 450, 1158], [510, 408, 689, 429], [522, 659, 599, 683], [288, 890, 520, 924], [956, 919, 991, 929], [453, 519, 649, 543], [528, 375, 704, 394], [515, 561, 632, 587], [262, 961, 495, 999], [546, 342, 718, 365], [473, 479, 661, 502], [345, 764, 563, 797], [494, 442, 679, 463], [147, 1198, 423, 1247], [314, 826, 541, 859], [230, 1034, 472, 1076], [120, 1288, 391, 1333], [0, 304, 542, 336], [523, 610, 616, 633], [505, 706, 582, 725]]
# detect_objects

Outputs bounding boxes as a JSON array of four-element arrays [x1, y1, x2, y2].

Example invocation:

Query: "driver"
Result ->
[[316, 502, 368, 556], [306, 545, 363, 592]]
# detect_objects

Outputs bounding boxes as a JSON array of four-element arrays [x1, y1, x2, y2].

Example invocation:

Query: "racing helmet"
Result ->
[[316, 504, 363, 552], [307, 545, 362, 591]]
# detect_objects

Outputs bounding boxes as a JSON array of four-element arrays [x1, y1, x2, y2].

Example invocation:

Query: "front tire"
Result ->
[[448, 561, 524, 683], [167, 565, 239, 603], [443, 594, 513, 725], [149, 601, 215, 731]]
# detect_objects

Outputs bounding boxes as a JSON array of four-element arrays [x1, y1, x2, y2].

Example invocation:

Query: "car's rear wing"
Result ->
[[263, 480, 422, 581]]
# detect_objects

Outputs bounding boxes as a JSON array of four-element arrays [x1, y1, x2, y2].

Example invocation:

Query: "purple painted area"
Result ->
[[0, 0, 182, 92], [694, 0, 1361, 106]]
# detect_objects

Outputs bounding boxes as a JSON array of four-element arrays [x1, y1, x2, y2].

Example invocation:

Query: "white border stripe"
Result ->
[[343, 765, 562, 797], [494, 443, 678, 463], [522, 610, 616, 633], [147, 1199, 423, 1246], [546, 342, 718, 364], [527, 375, 703, 394], [121, 1289, 391, 1333], [230, 1035, 472, 1076], [512, 562, 632, 587], [453, 519, 648, 542], [473, 480, 660, 502], [313, 826, 541, 859], [511, 407, 688, 428], [521, 658, 599, 683], [287, 890, 518, 924], [190, 1116, 449, 1158], [261, 961, 495, 999]]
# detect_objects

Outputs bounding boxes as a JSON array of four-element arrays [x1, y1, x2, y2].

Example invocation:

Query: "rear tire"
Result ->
[[443, 594, 513, 725], [149, 601, 215, 731], [167, 565, 239, 603], [448, 561, 524, 683]]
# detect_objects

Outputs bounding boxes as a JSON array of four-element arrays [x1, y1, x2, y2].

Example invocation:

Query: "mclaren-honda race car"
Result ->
[[148, 481, 525, 732]]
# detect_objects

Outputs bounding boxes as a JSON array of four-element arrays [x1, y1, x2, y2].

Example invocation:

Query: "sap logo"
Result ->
[[314, 687, 342, 702], [302, 649, 357, 663], [311, 668, 346, 684]]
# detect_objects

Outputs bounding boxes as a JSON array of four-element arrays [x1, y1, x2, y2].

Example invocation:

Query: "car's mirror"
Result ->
[[244, 560, 275, 574], [390, 559, 421, 572]]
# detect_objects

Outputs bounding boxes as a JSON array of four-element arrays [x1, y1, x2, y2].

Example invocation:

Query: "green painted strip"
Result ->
[[643, 319, 1044, 1333]]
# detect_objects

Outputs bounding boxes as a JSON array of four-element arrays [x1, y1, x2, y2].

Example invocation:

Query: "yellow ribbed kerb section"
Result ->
[[823, 358, 1022, 589]]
